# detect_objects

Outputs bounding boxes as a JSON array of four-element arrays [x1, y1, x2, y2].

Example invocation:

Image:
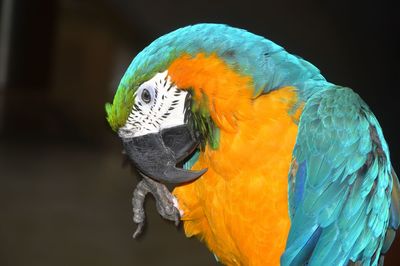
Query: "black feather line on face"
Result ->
[[151, 108, 157, 118], [183, 93, 192, 124], [142, 126, 153, 131]]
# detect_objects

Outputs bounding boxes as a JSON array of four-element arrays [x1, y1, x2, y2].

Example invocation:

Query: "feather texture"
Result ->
[[282, 87, 397, 266], [105, 23, 330, 130], [173, 87, 302, 265], [105, 24, 398, 266]]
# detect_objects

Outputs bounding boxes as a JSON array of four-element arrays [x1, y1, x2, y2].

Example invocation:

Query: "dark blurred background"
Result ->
[[0, 0, 398, 265]]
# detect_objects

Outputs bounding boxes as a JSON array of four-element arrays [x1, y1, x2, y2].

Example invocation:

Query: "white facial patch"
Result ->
[[118, 71, 189, 138]]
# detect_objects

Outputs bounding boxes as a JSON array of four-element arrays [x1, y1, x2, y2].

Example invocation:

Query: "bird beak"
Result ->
[[121, 124, 207, 184]]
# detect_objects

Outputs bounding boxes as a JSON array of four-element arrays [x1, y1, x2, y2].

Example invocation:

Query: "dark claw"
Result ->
[[174, 212, 180, 227], [132, 179, 148, 238], [131, 173, 182, 238], [133, 222, 145, 239]]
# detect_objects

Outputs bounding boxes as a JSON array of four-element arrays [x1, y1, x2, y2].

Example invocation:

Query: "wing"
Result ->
[[281, 86, 399, 266]]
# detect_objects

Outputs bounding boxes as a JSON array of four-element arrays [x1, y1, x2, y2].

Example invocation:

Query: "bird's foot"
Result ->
[[132, 173, 181, 238]]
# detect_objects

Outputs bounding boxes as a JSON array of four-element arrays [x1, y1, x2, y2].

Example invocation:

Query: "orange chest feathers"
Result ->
[[169, 53, 302, 265], [173, 88, 302, 266]]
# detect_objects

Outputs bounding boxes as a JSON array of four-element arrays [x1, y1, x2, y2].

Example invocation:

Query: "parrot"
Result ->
[[105, 23, 400, 266]]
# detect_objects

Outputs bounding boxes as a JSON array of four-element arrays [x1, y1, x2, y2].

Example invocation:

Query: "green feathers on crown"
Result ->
[[105, 84, 135, 132], [105, 50, 179, 131], [105, 71, 151, 132]]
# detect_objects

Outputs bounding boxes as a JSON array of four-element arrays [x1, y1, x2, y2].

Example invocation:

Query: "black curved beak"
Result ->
[[122, 124, 207, 184]]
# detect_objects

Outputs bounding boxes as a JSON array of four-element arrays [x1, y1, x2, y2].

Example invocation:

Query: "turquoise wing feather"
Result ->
[[281, 86, 399, 266]]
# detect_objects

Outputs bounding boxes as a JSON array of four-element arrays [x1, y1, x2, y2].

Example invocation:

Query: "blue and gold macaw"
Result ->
[[106, 24, 399, 265]]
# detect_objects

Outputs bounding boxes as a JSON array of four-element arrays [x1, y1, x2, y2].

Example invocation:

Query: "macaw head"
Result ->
[[110, 68, 209, 184], [105, 23, 322, 184]]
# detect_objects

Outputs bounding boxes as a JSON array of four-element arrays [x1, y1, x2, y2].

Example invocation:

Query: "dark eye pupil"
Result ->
[[141, 89, 151, 103]]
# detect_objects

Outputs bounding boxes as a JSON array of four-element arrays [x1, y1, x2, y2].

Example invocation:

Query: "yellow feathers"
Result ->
[[169, 53, 302, 265], [168, 53, 253, 132]]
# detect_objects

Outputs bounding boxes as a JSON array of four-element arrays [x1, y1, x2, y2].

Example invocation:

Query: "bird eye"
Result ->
[[141, 89, 151, 104]]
